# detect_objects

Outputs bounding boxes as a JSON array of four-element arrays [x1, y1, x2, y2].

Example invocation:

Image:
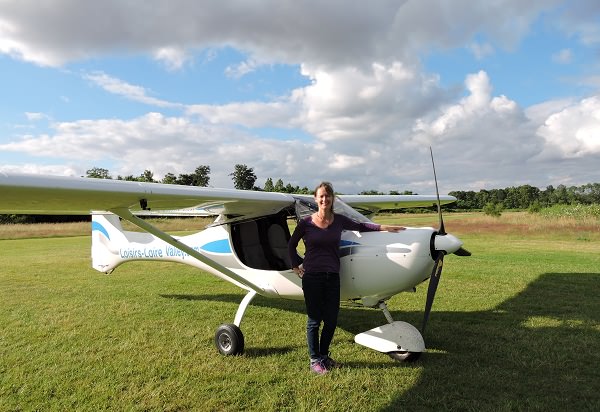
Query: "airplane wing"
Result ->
[[0, 173, 456, 217], [337, 194, 456, 214], [0, 173, 294, 217]]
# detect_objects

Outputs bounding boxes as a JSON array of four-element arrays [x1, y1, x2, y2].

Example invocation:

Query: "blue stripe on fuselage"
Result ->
[[92, 221, 111, 240], [201, 239, 231, 254]]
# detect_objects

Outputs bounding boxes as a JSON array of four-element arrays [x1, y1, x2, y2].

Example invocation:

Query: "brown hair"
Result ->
[[314, 181, 335, 214]]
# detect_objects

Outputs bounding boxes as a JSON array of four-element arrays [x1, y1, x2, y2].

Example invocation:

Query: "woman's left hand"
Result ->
[[293, 265, 305, 278], [380, 225, 406, 232]]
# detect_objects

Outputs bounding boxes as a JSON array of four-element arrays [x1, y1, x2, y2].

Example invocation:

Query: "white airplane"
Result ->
[[0, 167, 469, 362]]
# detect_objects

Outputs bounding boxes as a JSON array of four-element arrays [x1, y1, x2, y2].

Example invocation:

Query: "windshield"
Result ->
[[293, 196, 373, 224]]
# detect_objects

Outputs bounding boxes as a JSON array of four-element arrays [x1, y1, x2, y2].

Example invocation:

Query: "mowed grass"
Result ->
[[1, 212, 599, 411]]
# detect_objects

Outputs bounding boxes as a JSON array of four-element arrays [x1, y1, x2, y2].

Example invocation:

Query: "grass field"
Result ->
[[1, 212, 599, 411]]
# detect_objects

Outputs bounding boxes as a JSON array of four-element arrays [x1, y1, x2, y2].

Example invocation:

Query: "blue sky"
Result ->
[[1, 1, 599, 194]]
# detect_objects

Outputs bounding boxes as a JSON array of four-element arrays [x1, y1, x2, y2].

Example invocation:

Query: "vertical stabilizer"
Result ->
[[91, 213, 126, 273]]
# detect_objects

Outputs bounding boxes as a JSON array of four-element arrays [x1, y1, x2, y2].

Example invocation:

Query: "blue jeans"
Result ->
[[302, 272, 340, 360]]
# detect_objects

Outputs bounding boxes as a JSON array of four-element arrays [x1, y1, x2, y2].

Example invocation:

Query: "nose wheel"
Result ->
[[388, 350, 421, 362]]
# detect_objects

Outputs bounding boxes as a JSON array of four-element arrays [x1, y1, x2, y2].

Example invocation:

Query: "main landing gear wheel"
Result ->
[[215, 324, 244, 356], [388, 351, 421, 362]]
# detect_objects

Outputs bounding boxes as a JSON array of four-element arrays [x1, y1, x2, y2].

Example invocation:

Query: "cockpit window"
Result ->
[[293, 197, 316, 221], [293, 196, 373, 224]]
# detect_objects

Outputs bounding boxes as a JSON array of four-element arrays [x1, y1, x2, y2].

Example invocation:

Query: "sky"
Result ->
[[0, 0, 599, 195]]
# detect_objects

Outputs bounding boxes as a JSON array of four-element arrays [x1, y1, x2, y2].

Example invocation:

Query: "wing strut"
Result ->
[[111, 208, 264, 295]]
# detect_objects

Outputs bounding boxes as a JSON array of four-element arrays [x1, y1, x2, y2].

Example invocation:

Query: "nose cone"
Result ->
[[434, 233, 464, 254]]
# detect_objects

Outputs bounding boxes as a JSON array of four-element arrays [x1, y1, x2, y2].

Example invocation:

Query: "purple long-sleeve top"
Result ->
[[288, 213, 381, 273]]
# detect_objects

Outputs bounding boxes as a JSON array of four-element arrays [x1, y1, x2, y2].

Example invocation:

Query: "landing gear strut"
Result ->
[[213, 290, 257, 356]]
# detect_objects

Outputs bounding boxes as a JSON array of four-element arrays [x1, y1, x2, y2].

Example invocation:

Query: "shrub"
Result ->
[[528, 201, 542, 214], [483, 202, 503, 217], [539, 204, 600, 220]]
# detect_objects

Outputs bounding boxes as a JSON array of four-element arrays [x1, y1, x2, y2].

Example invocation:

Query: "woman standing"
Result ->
[[288, 182, 405, 374]]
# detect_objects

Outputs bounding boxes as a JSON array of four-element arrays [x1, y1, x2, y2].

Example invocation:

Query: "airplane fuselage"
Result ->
[[91, 213, 454, 308]]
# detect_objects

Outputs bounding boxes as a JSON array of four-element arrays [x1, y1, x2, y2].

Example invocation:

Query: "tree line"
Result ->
[[448, 183, 600, 210]]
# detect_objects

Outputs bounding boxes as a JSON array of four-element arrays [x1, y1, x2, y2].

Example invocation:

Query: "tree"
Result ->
[[552, 184, 572, 205], [517, 184, 540, 208], [139, 169, 155, 182], [230, 164, 257, 190], [176, 165, 210, 186], [176, 173, 194, 186], [449, 190, 478, 209], [274, 178, 285, 193], [86, 167, 111, 179], [162, 173, 177, 184], [263, 178, 274, 192], [192, 165, 210, 187]]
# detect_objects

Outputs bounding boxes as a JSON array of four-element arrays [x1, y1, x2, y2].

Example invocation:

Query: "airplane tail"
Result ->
[[91, 213, 154, 273]]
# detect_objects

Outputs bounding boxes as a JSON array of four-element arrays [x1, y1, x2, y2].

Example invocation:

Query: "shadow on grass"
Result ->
[[243, 346, 296, 357], [381, 272, 600, 411], [160, 292, 390, 336]]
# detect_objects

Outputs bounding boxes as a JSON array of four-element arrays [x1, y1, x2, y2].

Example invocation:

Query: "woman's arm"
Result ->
[[339, 214, 405, 233], [379, 224, 406, 232]]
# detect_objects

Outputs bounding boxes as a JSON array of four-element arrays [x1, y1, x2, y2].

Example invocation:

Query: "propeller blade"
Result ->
[[429, 147, 445, 235], [422, 252, 444, 333], [454, 247, 471, 256]]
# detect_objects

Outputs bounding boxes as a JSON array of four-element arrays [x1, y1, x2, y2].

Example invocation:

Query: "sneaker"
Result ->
[[310, 358, 328, 375], [323, 355, 340, 369]]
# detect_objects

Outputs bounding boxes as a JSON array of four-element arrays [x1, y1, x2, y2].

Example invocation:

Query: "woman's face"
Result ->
[[315, 186, 333, 212]]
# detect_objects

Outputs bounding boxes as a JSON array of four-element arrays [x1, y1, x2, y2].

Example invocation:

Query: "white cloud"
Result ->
[[153, 47, 192, 71], [468, 42, 495, 60], [409, 70, 554, 189], [330, 154, 367, 170], [555, 2, 600, 46], [0, 112, 306, 188], [225, 58, 261, 78], [84, 72, 181, 108], [0, 163, 80, 176], [24, 112, 49, 121], [0, 0, 572, 69], [186, 100, 299, 129], [3, 63, 599, 193], [552, 48, 573, 64], [536, 96, 600, 158], [296, 61, 445, 142]]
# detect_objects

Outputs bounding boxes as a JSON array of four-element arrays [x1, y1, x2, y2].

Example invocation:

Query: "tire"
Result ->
[[388, 351, 421, 362], [214, 324, 244, 356]]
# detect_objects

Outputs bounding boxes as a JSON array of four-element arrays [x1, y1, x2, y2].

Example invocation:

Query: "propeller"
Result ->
[[430, 146, 445, 236], [421, 147, 470, 333], [422, 251, 444, 333]]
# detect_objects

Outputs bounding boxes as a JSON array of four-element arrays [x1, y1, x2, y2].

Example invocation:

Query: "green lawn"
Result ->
[[1, 213, 599, 411]]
